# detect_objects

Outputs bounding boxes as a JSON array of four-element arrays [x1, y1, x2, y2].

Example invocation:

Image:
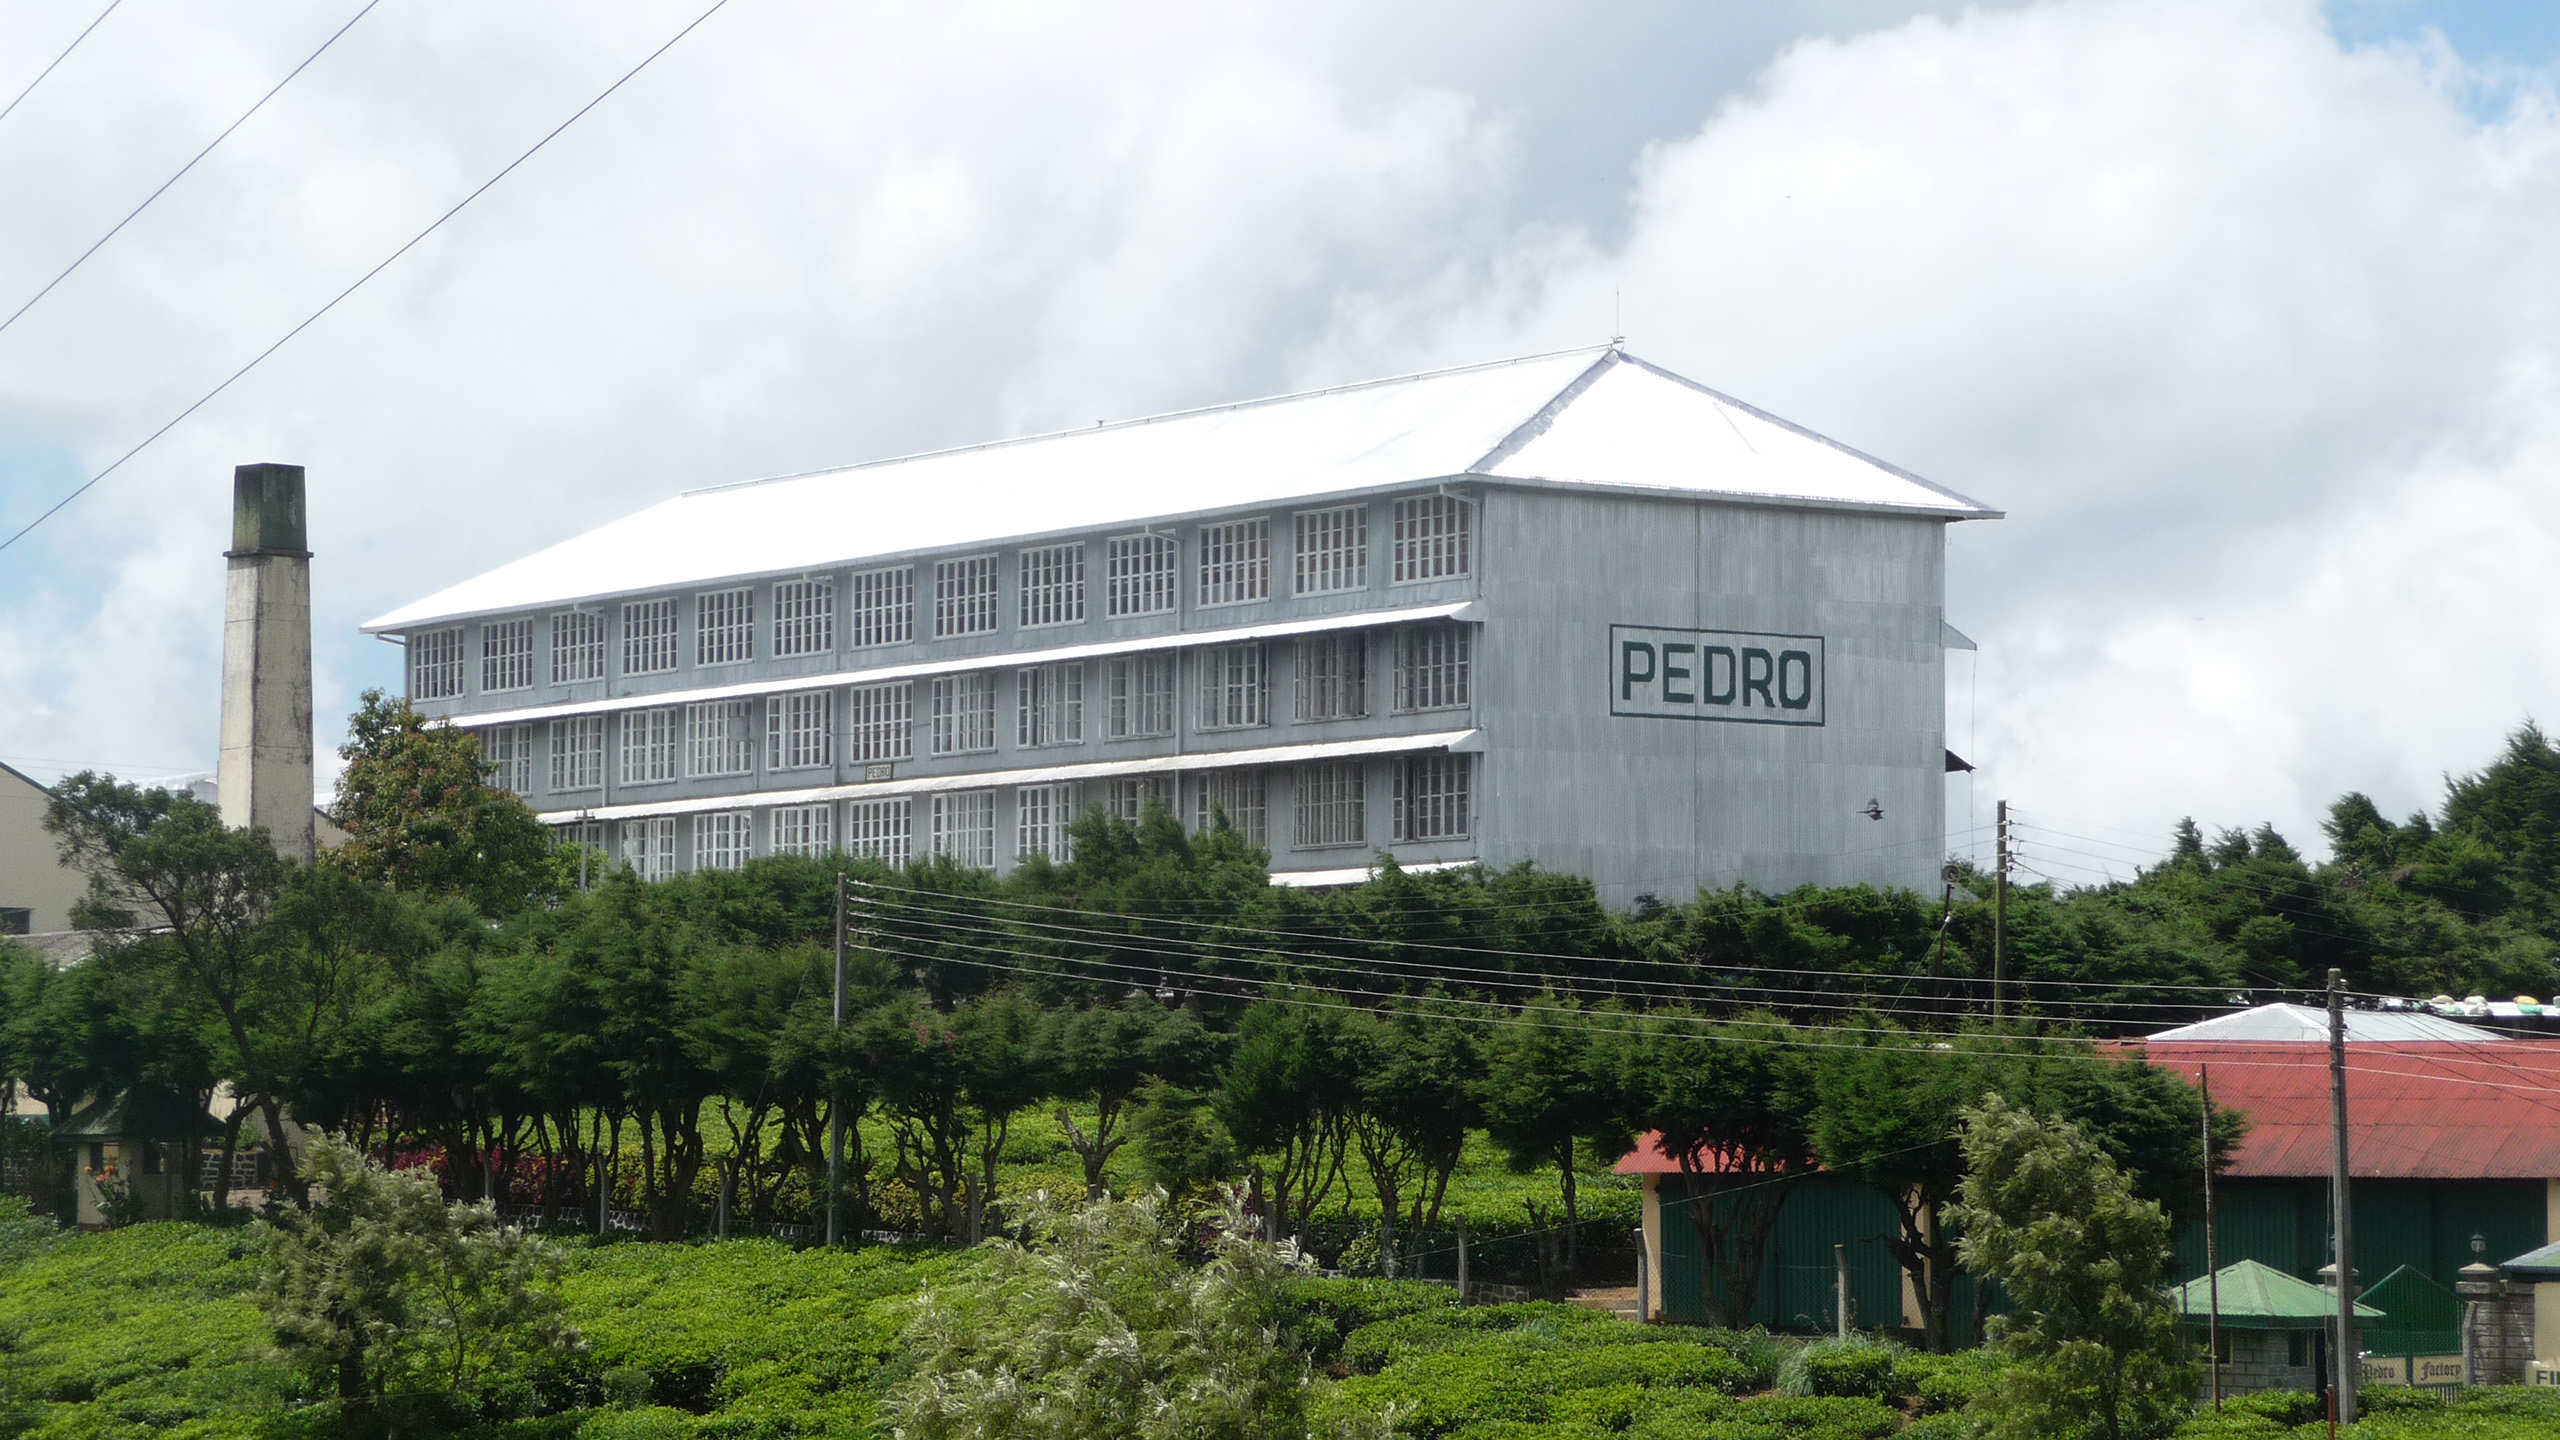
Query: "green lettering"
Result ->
[[1742, 648, 1775, 707], [1620, 641, 1656, 700], [1703, 647, 1736, 704], [1778, 650, 1815, 710], [1662, 643, 1694, 704]]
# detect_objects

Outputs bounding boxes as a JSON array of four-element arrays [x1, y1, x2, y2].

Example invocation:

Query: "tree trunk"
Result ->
[[255, 1092, 302, 1205], [1559, 1139, 1581, 1276], [210, 1104, 248, 1213]]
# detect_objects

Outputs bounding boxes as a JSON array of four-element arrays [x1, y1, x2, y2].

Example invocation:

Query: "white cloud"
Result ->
[[1371, 0, 2560, 862], [5, 0, 2558, 871]]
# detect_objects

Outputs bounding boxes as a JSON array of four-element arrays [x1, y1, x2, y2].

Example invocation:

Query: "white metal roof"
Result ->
[[365, 348, 1995, 633], [2146, 1003, 2506, 1044]]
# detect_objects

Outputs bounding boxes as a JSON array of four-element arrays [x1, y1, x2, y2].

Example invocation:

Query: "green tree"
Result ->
[[1046, 996, 1218, 1199], [43, 774, 308, 1199], [1477, 999, 1629, 1275], [887, 1190, 1384, 1440], [1343, 1005, 1480, 1273], [1617, 1010, 1815, 1327], [1814, 1032, 2008, 1352], [329, 689, 565, 916], [1217, 998, 1359, 1242], [1950, 1095, 2193, 1440], [1128, 1079, 1240, 1208], [256, 1133, 580, 1435]]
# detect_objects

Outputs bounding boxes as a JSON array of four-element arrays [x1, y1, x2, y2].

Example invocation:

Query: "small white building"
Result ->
[[366, 348, 1997, 906]]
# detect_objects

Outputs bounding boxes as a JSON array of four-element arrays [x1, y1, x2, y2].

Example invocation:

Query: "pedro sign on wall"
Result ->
[[1612, 624, 1824, 726]]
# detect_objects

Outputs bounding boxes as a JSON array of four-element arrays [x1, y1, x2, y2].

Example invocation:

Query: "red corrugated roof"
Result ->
[[1612, 1132, 1809, 1176], [2141, 1039, 2560, 1180]]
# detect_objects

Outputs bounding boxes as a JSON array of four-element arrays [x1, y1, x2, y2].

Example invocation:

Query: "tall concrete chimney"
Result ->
[[217, 463, 315, 862]]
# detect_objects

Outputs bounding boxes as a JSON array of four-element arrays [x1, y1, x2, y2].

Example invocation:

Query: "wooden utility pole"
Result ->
[[2328, 969, 2357, 1427], [1992, 800, 2009, 1025], [827, 872, 849, 1248], [2203, 1063, 2221, 1410]]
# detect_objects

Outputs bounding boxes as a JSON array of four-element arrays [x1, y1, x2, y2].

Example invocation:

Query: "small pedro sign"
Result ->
[[1611, 624, 1824, 726]]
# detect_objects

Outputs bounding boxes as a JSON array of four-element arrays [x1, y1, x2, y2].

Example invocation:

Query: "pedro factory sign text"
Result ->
[[1612, 625, 1824, 726]]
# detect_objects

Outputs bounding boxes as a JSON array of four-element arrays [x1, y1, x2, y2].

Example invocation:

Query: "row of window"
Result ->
[[568, 755, 1474, 881], [482, 627, 1471, 794], [411, 497, 1471, 699]]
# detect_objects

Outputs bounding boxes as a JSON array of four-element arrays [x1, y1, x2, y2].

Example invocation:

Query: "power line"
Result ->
[[847, 876, 2267, 997], [0, 0, 388, 342], [861, 884, 2257, 1019], [0, 0, 734, 557], [0, 0, 121, 130]]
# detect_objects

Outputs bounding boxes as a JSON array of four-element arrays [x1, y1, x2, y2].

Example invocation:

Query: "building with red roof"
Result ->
[[1616, 1005, 2560, 1354]]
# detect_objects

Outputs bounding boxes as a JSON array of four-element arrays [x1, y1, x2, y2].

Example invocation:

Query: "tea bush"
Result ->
[[1777, 1337, 1905, 1399]]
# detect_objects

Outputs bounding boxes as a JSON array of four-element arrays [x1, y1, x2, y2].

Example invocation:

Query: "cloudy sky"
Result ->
[[4, 0, 2557, 885]]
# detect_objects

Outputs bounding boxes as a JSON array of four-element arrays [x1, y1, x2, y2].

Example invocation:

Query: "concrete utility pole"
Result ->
[[2328, 969, 2358, 1426], [217, 462, 314, 861], [1835, 1243, 1851, 1339], [827, 871, 849, 1247], [1992, 800, 2009, 1024]]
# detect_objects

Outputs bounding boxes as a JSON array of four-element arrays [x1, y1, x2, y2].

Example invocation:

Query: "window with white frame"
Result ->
[[687, 700, 756, 777], [697, 811, 753, 872], [1295, 761, 1367, 849], [1393, 494, 1471, 582], [551, 611, 606, 684], [1016, 663, 1084, 747], [772, 803, 837, 858], [697, 588, 754, 666], [1198, 643, 1267, 729], [411, 628, 464, 699], [1106, 653, 1175, 739], [549, 715, 604, 791], [1294, 506, 1368, 595], [846, 681, 912, 762], [931, 673, 997, 755], [622, 599, 678, 675], [1394, 754, 1471, 841], [1294, 632, 1368, 722], [481, 620, 533, 692], [1018, 544, 1085, 628], [1197, 518, 1270, 606], [767, 690, 834, 771], [621, 708, 680, 785], [773, 579, 835, 657], [930, 791, 996, 868], [1102, 775, 1172, 826], [1017, 783, 1077, 863], [845, 798, 910, 866], [1107, 534, 1178, 616], [848, 566, 913, 648], [620, 816, 676, 881], [1193, 769, 1268, 847], [934, 555, 999, 637], [481, 725, 533, 793], [551, 818, 605, 856], [1394, 624, 1471, 712]]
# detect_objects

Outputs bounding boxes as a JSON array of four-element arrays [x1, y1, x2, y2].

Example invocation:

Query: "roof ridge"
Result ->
[[1464, 348, 1622, 474], [682, 344, 1618, 499]]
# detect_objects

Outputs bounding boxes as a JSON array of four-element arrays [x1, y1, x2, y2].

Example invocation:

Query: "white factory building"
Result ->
[[364, 347, 1995, 906]]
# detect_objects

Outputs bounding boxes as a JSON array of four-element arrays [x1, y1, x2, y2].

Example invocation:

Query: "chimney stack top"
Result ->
[[229, 463, 308, 557]]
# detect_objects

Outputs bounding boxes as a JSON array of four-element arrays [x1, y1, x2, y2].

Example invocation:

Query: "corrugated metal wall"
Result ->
[[2171, 1178, 2545, 1296], [1657, 1174, 1905, 1330]]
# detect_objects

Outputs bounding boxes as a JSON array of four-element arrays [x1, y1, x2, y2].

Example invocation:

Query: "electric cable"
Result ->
[[0, 0, 121, 130], [0, 0, 734, 557], [0, 0, 388, 342]]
